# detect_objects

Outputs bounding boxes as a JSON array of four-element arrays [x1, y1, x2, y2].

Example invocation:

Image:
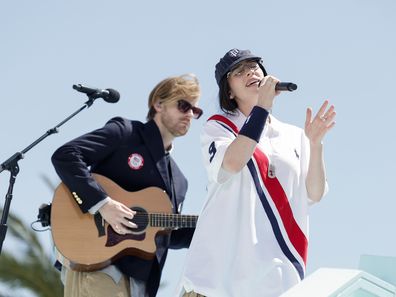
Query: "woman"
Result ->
[[178, 49, 336, 297]]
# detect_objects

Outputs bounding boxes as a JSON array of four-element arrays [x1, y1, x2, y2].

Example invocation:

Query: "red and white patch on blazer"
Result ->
[[128, 153, 144, 170]]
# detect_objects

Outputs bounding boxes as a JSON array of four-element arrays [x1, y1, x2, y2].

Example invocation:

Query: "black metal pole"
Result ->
[[0, 95, 98, 254]]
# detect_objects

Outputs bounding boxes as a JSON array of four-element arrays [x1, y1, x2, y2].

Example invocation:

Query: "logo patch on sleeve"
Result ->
[[128, 153, 144, 170]]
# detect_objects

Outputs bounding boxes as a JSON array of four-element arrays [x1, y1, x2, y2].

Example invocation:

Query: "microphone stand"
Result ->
[[0, 94, 100, 254]]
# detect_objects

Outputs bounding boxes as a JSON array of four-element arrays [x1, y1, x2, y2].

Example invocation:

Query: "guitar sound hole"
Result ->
[[129, 207, 148, 233]]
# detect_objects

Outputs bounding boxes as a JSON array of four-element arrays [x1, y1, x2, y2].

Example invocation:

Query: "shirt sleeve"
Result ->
[[88, 196, 111, 214], [200, 120, 235, 184]]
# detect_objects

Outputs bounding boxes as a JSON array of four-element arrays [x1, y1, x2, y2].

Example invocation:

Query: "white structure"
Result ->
[[281, 268, 396, 297], [359, 255, 396, 288]]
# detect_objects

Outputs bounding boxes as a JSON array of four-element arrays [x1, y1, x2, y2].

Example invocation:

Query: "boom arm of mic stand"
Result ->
[[0, 98, 97, 254]]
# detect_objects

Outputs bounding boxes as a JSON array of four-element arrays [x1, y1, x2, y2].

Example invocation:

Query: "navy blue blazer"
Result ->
[[51, 117, 194, 296]]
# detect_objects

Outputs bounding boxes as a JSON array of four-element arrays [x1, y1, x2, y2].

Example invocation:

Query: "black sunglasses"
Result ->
[[177, 99, 203, 119]]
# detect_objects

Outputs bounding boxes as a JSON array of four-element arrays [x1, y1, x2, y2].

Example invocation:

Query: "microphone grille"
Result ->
[[105, 88, 120, 103], [288, 83, 297, 91]]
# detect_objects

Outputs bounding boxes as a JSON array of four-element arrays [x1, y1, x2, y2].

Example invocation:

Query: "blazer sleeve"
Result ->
[[51, 117, 133, 213]]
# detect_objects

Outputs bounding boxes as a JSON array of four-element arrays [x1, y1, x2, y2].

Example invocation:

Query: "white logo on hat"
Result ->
[[128, 153, 144, 170], [229, 49, 239, 57]]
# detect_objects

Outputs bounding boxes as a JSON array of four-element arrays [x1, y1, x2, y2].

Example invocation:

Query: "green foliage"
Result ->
[[0, 207, 63, 297]]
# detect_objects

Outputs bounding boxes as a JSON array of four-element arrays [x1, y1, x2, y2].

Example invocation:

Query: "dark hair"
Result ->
[[217, 56, 267, 114], [218, 77, 238, 113]]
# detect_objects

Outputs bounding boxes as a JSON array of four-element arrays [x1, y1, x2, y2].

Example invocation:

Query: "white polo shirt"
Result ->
[[177, 110, 326, 297]]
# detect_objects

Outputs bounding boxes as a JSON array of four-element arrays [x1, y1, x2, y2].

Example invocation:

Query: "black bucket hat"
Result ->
[[215, 48, 267, 86]]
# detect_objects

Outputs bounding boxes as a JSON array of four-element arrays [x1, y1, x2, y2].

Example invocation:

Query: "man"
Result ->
[[52, 74, 202, 297]]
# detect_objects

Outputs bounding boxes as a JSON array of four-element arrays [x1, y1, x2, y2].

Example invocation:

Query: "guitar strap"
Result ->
[[165, 153, 178, 214]]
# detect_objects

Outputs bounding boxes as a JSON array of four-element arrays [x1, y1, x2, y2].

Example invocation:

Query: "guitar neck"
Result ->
[[149, 213, 198, 229]]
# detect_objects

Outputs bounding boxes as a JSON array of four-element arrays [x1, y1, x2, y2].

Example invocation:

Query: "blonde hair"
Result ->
[[146, 74, 200, 120]]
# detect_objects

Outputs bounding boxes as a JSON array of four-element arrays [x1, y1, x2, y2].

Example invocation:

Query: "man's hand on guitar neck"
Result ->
[[98, 199, 137, 235]]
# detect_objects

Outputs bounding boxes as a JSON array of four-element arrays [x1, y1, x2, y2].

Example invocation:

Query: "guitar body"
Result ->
[[51, 174, 172, 271]]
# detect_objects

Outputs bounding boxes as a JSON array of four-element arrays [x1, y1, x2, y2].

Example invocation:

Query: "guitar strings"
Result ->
[[123, 212, 197, 226]]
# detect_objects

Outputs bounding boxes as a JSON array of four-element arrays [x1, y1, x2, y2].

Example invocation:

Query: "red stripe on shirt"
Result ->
[[208, 114, 308, 265], [253, 148, 308, 264]]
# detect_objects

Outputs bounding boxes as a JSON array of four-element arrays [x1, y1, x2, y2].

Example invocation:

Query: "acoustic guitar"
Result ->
[[50, 174, 198, 272]]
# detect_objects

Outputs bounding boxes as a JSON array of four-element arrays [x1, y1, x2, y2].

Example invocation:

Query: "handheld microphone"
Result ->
[[275, 82, 297, 92], [73, 84, 120, 103]]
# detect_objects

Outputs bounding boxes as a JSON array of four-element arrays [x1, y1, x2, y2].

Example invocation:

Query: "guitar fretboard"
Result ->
[[149, 213, 198, 228]]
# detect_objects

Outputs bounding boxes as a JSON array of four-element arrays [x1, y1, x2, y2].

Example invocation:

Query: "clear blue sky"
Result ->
[[1, 0, 396, 296]]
